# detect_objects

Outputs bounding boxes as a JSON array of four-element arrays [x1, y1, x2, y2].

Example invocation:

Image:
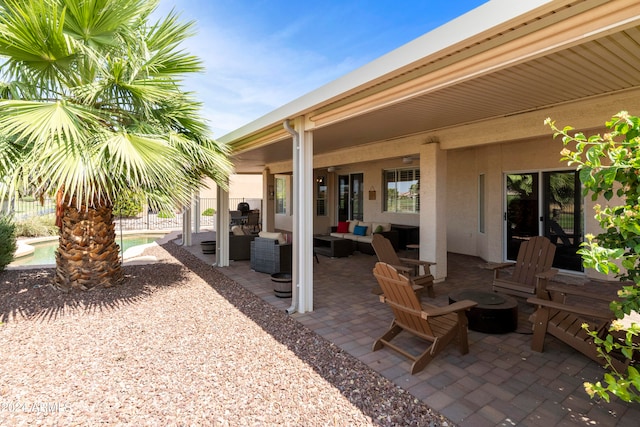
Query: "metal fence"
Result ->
[[9, 197, 263, 232]]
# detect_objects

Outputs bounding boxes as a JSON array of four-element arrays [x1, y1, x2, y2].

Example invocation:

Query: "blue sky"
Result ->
[[153, 0, 489, 138]]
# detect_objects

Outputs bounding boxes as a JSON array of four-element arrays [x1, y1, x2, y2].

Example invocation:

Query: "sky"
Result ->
[[153, 0, 489, 138]]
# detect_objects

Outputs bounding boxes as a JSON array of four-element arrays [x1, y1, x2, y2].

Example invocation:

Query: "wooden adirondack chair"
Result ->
[[371, 233, 436, 298], [527, 281, 633, 372], [372, 262, 477, 374], [490, 236, 557, 299]]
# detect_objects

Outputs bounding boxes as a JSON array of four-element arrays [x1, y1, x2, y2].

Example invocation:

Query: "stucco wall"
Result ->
[[199, 175, 263, 199], [320, 159, 421, 229], [445, 133, 596, 264]]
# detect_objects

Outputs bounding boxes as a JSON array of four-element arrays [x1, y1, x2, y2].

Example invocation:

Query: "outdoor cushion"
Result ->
[[348, 220, 359, 233], [337, 221, 349, 233], [231, 225, 245, 236], [372, 222, 392, 233], [258, 231, 286, 244], [358, 222, 372, 235], [353, 225, 368, 236]]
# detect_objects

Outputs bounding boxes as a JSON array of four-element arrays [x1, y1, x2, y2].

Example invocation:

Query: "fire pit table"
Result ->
[[448, 289, 518, 334]]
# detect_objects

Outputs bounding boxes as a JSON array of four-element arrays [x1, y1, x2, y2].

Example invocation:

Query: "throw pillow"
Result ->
[[353, 225, 368, 236], [337, 221, 349, 233], [373, 225, 383, 234], [231, 225, 245, 236]]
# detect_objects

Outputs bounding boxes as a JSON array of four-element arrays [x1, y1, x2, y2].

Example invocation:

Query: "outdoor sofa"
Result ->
[[329, 220, 398, 255]]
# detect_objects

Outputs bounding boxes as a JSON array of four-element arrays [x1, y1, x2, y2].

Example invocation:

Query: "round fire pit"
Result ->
[[449, 289, 518, 334], [271, 273, 292, 298]]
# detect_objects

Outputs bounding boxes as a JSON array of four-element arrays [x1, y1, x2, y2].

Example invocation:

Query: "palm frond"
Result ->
[[0, 0, 231, 212], [0, 99, 102, 148], [0, 0, 78, 91]]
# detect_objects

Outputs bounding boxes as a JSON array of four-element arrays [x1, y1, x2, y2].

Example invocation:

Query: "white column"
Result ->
[[292, 116, 314, 313], [182, 204, 192, 246], [216, 185, 230, 267], [262, 168, 274, 233], [420, 142, 447, 281], [194, 191, 201, 234]]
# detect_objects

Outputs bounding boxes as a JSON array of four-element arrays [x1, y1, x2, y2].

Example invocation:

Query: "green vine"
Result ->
[[546, 111, 640, 402]]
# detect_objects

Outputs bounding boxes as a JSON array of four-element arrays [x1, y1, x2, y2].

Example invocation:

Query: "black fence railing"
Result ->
[[9, 197, 263, 232]]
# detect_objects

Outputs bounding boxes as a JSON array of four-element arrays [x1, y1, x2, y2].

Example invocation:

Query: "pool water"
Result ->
[[11, 234, 165, 267]]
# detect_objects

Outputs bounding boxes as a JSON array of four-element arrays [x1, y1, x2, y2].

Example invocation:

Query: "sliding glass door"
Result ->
[[505, 171, 583, 271], [338, 173, 364, 222]]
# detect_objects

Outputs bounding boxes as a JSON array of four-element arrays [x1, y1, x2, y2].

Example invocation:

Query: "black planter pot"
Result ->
[[201, 240, 216, 254]]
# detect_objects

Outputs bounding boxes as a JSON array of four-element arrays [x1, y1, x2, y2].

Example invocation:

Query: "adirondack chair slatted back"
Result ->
[[510, 236, 555, 286], [373, 262, 434, 338], [371, 233, 402, 266], [372, 262, 477, 373]]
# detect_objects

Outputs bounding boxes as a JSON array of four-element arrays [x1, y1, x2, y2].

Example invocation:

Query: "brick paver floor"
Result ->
[[181, 231, 640, 426]]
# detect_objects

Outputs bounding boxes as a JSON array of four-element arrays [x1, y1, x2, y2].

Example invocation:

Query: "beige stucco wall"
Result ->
[[268, 104, 620, 279], [445, 133, 600, 264], [199, 175, 263, 200], [313, 158, 421, 232]]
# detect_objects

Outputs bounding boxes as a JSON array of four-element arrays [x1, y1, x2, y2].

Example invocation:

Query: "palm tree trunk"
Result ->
[[55, 201, 124, 291]]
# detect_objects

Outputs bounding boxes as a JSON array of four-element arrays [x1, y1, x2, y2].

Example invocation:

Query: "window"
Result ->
[[383, 168, 420, 213], [275, 177, 286, 214], [316, 175, 327, 216]]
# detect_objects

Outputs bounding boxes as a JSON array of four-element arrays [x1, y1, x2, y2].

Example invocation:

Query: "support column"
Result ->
[[194, 191, 201, 234], [262, 168, 275, 233], [216, 185, 230, 267], [288, 117, 314, 314], [420, 142, 447, 281], [182, 204, 192, 246]]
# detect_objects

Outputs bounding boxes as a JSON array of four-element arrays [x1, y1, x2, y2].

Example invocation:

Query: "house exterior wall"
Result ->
[[303, 118, 611, 272], [445, 132, 601, 265], [317, 159, 421, 230], [200, 175, 263, 200]]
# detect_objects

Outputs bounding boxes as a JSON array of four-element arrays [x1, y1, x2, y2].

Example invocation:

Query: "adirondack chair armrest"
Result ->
[[389, 264, 414, 275], [398, 258, 436, 267], [421, 300, 477, 318], [545, 283, 615, 303], [536, 269, 559, 280], [485, 262, 514, 279], [526, 297, 612, 319]]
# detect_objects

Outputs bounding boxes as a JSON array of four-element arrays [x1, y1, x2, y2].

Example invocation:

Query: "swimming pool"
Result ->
[[11, 234, 166, 267]]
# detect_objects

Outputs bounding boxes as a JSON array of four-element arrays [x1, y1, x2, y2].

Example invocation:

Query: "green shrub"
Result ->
[[547, 111, 640, 402], [202, 208, 216, 216], [113, 194, 144, 218], [157, 210, 175, 219], [0, 216, 17, 271], [14, 215, 58, 237]]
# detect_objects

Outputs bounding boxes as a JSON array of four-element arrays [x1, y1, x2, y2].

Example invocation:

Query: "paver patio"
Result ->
[[181, 231, 639, 426]]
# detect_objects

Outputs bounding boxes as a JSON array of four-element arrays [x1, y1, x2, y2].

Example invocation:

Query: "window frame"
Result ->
[[383, 167, 420, 213]]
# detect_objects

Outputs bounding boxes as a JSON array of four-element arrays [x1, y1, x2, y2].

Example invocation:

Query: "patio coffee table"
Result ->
[[313, 235, 353, 258], [449, 289, 518, 334]]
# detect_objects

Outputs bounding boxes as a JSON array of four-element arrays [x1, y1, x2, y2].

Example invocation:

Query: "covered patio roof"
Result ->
[[219, 0, 640, 173]]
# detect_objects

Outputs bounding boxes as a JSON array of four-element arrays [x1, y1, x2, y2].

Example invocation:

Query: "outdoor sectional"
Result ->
[[330, 220, 398, 255]]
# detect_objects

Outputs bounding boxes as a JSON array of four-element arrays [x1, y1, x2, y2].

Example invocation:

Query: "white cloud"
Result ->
[[153, 1, 369, 136]]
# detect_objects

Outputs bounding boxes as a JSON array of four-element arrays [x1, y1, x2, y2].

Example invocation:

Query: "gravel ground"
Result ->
[[0, 241, 452, 426]]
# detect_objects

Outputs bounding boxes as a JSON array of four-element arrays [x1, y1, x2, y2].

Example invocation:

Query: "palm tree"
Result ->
[[0, 0, 232, 290]]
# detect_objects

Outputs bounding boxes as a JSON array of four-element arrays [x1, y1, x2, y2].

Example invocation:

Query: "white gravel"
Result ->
[[0, 241, 452, 426]]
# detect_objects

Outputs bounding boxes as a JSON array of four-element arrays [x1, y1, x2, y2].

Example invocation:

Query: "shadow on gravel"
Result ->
[[163, 241, 447, 427], [0, 262, 187, 323]]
